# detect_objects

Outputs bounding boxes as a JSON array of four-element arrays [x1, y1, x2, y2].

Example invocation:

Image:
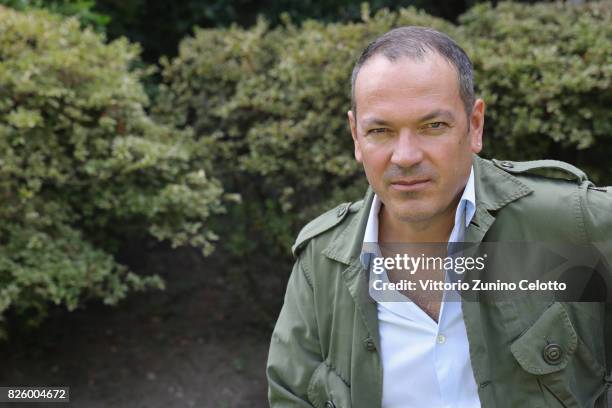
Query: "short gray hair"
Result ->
[[351, 26, 475, 118]]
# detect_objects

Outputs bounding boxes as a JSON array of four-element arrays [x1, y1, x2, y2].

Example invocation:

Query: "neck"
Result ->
[[378, 199, 459, 244]]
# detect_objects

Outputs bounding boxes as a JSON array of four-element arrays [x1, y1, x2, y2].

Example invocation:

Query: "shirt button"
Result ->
[[363, 338, 376, 351], [437, 334, 446, 344]]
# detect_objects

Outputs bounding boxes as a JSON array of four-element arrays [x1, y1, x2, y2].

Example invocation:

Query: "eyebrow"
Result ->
[[360, 109, 456, 129], [360, 118, 393, 128], [417, 109, 456, 123]]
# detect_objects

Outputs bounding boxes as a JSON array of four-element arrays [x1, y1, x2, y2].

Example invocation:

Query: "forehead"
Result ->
[[354, 53, 462, 121]]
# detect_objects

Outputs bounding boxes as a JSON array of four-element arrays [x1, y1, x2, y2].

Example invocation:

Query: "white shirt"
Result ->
[[362, 167, 480, 408]]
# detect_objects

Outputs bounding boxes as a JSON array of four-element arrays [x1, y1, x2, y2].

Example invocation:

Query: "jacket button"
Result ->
[[499, 160, 514, 169], [543, 343, 563, 365], [337, 203, 349, 218], [364, 338, 376, 351], [325, 401, 336, 408]]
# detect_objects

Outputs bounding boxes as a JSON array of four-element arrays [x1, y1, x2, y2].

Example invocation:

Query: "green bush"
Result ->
[[0, 6, 225, 337], [154, 6, 458, 316], [155, 2, 611, 317], [460, 1, 612, 182]]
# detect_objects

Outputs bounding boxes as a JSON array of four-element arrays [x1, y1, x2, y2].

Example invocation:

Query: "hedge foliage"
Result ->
[[155, 1, 611, 315], [461, 2, 612, 182], [154, 6, 459, 315], [3, 2, 609, 330], [0, 6, 225, 337]]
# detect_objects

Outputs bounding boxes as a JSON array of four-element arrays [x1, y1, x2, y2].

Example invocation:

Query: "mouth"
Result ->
[[389, 178, 432, 192]]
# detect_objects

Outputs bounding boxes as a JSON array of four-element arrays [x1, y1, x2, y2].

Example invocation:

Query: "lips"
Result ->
[[389, 178, 432, 192]]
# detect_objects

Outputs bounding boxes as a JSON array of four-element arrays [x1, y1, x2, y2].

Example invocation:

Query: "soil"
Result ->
[[0, 244, 273, 408]]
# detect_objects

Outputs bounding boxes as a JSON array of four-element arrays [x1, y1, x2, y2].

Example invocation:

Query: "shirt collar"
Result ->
[[363, 165, 476, 244]]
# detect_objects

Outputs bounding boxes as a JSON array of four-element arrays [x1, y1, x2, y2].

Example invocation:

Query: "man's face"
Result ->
[[348, 53, 484, 225]]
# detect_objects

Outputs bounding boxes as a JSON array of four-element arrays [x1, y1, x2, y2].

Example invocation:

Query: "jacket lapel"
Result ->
[[322, 188, 384, 408], [466, 155, 532, 243], [322, 187, 381, 346], [462, 155, 533, 404]]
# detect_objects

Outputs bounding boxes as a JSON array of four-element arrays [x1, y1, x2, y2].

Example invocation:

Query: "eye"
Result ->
[[427, 122, 446, 129], [367, 128, 389, 135]]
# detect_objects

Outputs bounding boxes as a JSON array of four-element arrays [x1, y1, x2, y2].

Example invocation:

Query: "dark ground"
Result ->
[[0, 245, 272, 408]]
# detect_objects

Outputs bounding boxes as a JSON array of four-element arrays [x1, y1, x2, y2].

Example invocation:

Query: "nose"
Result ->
[[390, 129, 424, 168]]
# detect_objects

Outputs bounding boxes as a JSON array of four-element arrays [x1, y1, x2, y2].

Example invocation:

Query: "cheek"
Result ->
[[428, 142, 470, 181], [438, 149, 472, 189], [361, 147, 389, 176]]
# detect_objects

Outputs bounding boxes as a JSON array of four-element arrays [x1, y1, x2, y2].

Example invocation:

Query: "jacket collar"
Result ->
[[323, 154, 534, 265], [466, 155, 533, 243], [472, 154, 533, 212]]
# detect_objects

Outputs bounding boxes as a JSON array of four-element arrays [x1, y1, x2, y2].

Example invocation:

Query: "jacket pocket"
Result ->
[[307, 361, 351, 408], [510, 302, 607, 407]]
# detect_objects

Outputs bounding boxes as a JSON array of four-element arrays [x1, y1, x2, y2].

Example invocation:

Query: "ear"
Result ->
[[469, 99, 485, 154], [348, 110, 363, 162]]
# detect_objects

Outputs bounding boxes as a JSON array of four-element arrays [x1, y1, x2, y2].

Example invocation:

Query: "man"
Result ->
[[267, 26, 611, 407]]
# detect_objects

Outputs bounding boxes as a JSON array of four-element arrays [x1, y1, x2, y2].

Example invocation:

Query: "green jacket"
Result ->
[[267, 156, 612, 408]]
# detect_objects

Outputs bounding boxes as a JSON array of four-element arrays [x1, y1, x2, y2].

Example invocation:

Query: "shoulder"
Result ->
[[475, 157, 596, 210], [483, 157, 605, 208], [291, 200, 364, 258], [487, 157, 611, 197], [482, 157, 600, 200], [488, 158, 590, 186], [486, 157, 611, 240]]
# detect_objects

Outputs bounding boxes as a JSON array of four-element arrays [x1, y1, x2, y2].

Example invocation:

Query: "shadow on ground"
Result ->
[[0, 245, 272, 408]]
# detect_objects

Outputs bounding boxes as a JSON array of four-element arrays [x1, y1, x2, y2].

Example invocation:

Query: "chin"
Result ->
[[390, 205, 436, 223]]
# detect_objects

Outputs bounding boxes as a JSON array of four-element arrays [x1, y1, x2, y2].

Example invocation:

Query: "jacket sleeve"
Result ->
[[267, 258, 321, 407], [582, 186, 612, 378]]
